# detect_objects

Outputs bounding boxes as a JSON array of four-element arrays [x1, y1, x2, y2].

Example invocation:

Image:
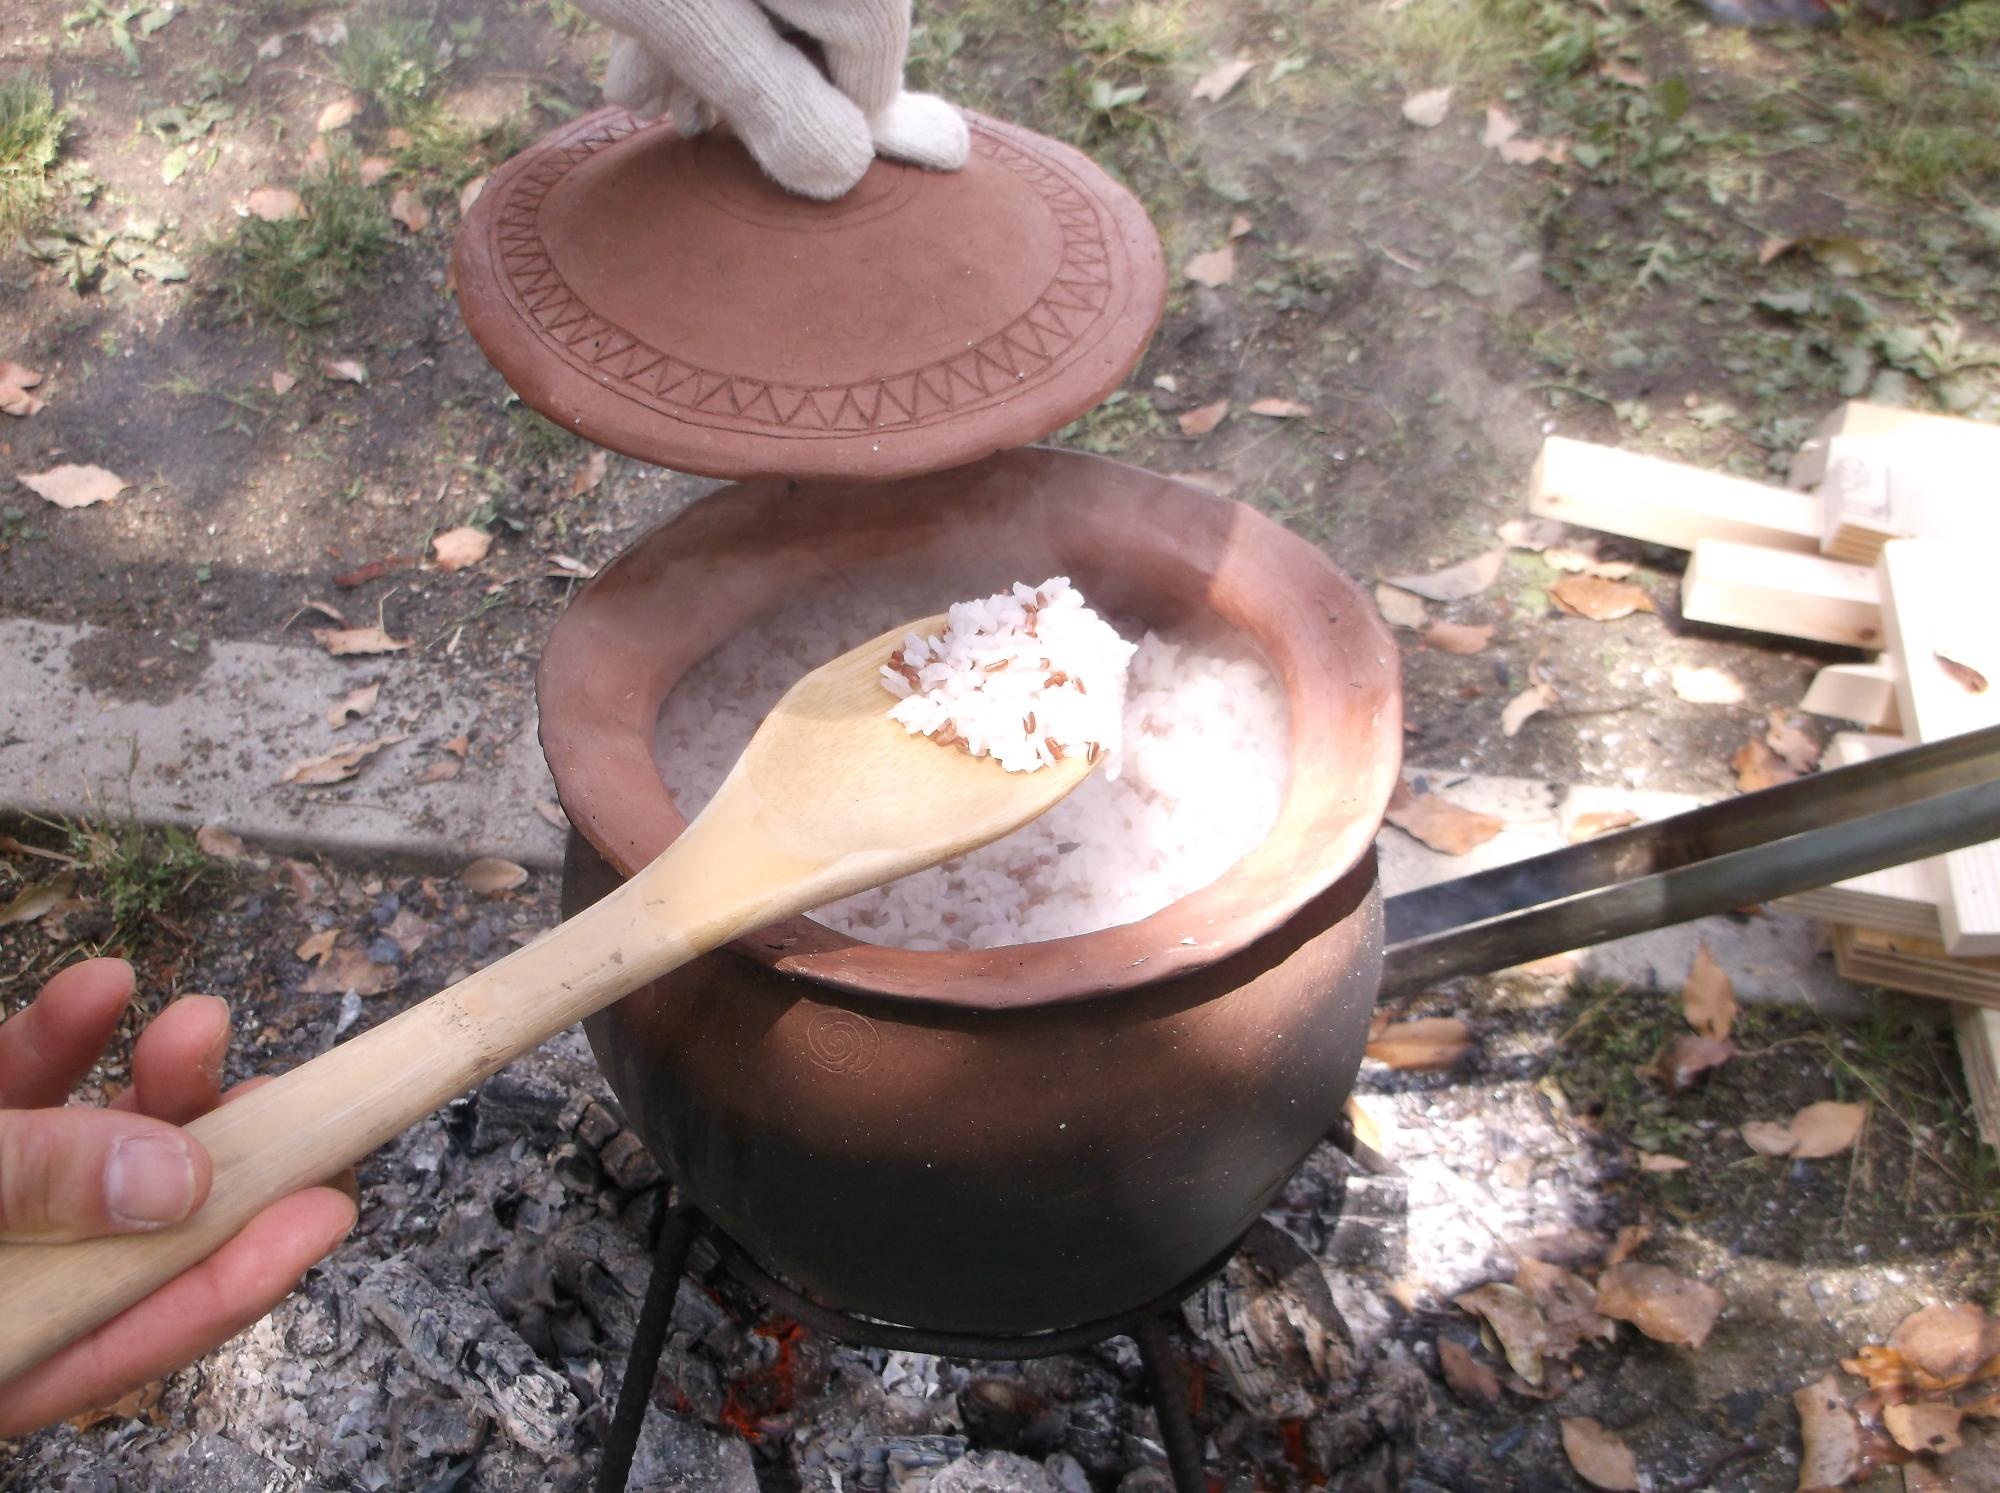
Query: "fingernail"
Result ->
[[105, 1134, 198, 1228]]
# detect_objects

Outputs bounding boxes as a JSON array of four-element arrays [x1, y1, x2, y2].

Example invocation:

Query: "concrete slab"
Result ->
[[0, 618, 565, 871], [1384, 764, 1869, 1013]]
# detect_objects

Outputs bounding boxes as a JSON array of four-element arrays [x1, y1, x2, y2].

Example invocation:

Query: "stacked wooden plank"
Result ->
[[1526, 403, 2000, 1141]]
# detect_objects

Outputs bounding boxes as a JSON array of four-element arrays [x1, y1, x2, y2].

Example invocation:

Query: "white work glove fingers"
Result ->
[[758, 0, 906, 113], [604, 32, 718, 134], [583, 0, 874, 200], [603, 31, 673, 116], [867, 90, 969, 172]]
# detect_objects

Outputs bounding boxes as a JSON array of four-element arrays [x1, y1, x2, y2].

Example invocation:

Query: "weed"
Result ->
[[0, 74, 66, 233], [507, 400, 581, 464], [215, 156, 393, 331], [58, 817, 214, 959], [1054, 388, 1163, 455], [336, 17, 444, 129]]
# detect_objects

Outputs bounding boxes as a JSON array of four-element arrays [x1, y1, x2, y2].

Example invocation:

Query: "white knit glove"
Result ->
[[573, 0, 970, 201]]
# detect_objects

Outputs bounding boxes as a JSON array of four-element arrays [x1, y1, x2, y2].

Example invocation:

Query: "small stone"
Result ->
[[367, 935, 401, 965]]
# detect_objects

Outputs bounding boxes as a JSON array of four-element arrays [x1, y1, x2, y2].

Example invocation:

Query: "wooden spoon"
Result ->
[[0, 616, 1095, 1382]]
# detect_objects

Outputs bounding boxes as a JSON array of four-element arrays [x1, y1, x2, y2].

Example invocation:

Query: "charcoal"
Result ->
[[915, 1450, 1061, 1493], [472, 1064, 573, 1154], [546, 1215, 656, 1346], [599, 1129, 665, 1190], [158, 1433, 302, 1493], [1114, 1469, 1176, 1493], [618, 1405, 756, 1493], [855, 1433, 970, 1492], [575, 1099, 623, 1150], [1183, 1220, 1356, 1421], [1303, 1356, 1430, 1487], [958, 1376, 1066, 1455], [358, 1259, 581, 1454]]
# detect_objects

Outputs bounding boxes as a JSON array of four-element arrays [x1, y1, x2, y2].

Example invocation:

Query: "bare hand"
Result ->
[[0, 959, 356, 1437]]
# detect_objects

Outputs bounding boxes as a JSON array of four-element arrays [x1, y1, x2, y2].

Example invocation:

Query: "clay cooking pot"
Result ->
[[543, 448, 1402, 1335]]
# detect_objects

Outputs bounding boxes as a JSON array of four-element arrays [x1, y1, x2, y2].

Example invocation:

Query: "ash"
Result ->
[[4, 1030, 1592, 1493]]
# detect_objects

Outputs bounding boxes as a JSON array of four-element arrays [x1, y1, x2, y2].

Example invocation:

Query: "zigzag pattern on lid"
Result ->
[[483, 112, 1116, 434]]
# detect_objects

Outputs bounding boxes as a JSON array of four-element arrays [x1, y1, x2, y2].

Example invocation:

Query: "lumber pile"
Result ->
[[1525, 403, 2000, 1142]]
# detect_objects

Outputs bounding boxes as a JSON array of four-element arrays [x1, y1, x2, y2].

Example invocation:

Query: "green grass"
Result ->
[[0, 74, 66, 234], [336, 17, 443, 129], [215, 156, 393, 330], [507, 401, 581, 464], [58, 818, 215, 962]]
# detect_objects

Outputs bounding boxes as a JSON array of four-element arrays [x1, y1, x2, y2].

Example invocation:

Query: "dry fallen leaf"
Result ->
[[544, 554, 598, 581], [312, 626, 410, 656], [1560, 1418, 1639, 1492], [1765, 709, 1821, 772], [1516, 1256, 1617, 1355], [1402, 85, 1453, 128], [1501, 682, 1555, 738], [301, 944, 398, 996], [1551, 574, 1653, 620], [1382, 549, 1505, 603], [246, 186, 302, 221], [1438, 1337, 1502, 1405], [572, 448, 609, 496], [358, 155, 394, 186], [442, 734, 470, 758], [0, 873, 76, 926], [462, 857, 529, 895], [1758, 236, 1797, 266], [1884, 1402, 1964, 1456], [414, 757, 461, 784], [1671, 665, 1745, 705], [1936, 651, 1989, 694], [431, 525, 493, 572], [281, 734, 405, 786], [1741, 1119, 1797, 1156], [67, 1381, 162, 1432], [1595, 1264, 1723, 1349], [1890, 1304, 2000, 1386], [321, 357, 367, 384], [1568, 809, 1639, 843], [1, 359, 46, 416], [1185, 245, 1236, 288], [536, 800, 569, 829], [1247, 397, 1311, 418], [388, 187, 430, 232], [1795, 1374, 1864, 1491], [1455, 1283, 1548, 1385], [384, 908, 437, 957], [1422, 621, 1493, 655], [194, 825, 247, 860], [1177, 398, 1230, 436], [1604, 1224, 1651, 1268], [1191, 56, 1254, 103], [1386, 781, 1504, 855], [459, 174, 488, 215], [1733, 737, 1799, 793], [1682, 940, 1738, 1041], [1375, 583, 1428, 630], [1499, 134, 1566, 165], [295, 928, 338, 964], [326, 683, 380, 728], [1638, 1034, 1736, 1093], [1637, 1151, 1691, 1173], [1788, 1100, 1866, 1159], [271, 370, 297, 395], [1228, 213, 1252, 240], [21, 463, 129, 509], [1366, 1016, 1473, 1071], [316, 96, 358, 133], [1599, 57, 1650, 87], [1482, 105, 1521, 148]]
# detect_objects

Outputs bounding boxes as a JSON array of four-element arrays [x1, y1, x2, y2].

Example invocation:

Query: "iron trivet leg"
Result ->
[[597, 1204, 699, 1493], [1134, 1316, 1206, 1493]]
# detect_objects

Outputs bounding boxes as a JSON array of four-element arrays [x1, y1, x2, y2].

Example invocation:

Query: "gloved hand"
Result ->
[[572, 0, 970, 201]]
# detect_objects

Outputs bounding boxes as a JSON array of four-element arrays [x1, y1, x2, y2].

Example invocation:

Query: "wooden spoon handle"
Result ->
[[0, 796, 813, 1385]]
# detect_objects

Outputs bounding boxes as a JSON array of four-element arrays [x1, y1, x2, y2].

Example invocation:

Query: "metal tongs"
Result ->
[[1382, 722, 2000, 995]]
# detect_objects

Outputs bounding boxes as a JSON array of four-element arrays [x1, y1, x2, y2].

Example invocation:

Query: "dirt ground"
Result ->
[[3, 0, 2000, 1490]]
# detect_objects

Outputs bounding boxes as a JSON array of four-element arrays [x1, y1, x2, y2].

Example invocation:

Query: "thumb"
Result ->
[[0, 1108, 213, 1243]]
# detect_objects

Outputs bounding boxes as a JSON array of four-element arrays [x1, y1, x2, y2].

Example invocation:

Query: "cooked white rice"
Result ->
[[879, 578, 1134, 774], [654, 583, 1290, 951]]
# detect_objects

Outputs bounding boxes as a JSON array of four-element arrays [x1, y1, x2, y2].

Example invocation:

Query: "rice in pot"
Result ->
[[654, 582, 1289, 951]]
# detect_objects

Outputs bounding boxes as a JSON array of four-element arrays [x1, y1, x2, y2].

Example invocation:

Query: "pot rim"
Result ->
[[537, 448, 1402, 1010]]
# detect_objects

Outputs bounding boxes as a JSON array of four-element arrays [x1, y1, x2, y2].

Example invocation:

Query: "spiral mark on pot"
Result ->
[[806, 1009, 879, 1075]]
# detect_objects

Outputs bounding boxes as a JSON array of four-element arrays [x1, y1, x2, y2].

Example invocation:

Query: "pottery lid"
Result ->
[[453, 108, 1166, 482]]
